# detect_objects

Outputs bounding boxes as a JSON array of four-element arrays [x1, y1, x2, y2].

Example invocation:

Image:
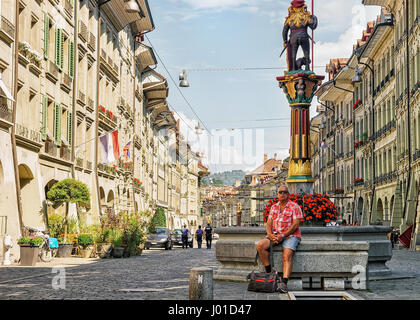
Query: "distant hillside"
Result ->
[[202, 170, 246, 186]]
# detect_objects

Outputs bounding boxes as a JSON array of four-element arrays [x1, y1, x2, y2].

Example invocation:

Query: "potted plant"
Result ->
[[96, 228, 113, 258], [111, 230, 124, 258], [18, 236, 44, 266], [47, 179, 90, 257], [78, 234, 94, 258]]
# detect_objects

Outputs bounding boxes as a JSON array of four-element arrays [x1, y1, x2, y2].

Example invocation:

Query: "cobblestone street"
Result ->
[[0, 247, 419, 300]]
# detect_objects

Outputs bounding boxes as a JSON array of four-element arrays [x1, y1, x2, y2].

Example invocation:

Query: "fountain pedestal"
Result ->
[[276, 70, 324, 193]]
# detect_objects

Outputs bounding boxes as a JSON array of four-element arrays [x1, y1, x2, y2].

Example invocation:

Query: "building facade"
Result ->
[[314, 0, 420, 248], [0, 0, 208, 262]]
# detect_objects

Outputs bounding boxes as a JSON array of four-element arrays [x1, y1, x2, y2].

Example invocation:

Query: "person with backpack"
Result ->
[[195, 226, 204, 248], [181, 225, 190, 249], [204, 224, 213, 249]]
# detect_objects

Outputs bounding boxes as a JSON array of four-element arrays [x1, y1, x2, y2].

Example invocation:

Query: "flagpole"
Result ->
[[312, 0, 314, 72]]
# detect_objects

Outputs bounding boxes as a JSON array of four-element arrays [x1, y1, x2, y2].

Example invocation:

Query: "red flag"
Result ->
[[112, 130, 120, 160]]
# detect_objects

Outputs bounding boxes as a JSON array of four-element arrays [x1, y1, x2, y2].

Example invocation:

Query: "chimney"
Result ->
[[274, 153, 277, 160], [264, 153, 268, 163]]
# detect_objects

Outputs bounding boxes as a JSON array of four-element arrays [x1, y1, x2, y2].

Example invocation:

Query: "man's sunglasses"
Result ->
[[278, 191, 289, 194]]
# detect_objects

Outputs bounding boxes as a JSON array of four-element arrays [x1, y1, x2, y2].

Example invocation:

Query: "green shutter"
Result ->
[[55, 28, 60, 66], [54, 103, 62, 146], [69, 40, 74, 78], [42, 96, 47, 140], [44, 13, 49, 59], [67, 111, 73, 146], [60, 30, 64, 71]]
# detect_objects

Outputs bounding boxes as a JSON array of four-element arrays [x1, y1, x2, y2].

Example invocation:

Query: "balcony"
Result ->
[[44, 139, 57, 157], [87, 97, 94, 112], [86, 160, 92, 171], [46, 61, 59, 83], [60, 145, 71, 161], [98, 163, 117, 177], [78, 21, 88, 43], [75, 157, 84, 168], [15, 123, 43, 150], [118, 159, 134, 174], [77, 90, 86, 106], [0, 15, 15, 44], [87, 32, 96, 52], [64, 0, 74, 18], [0, 103, 12, 123], [60, 73, 72, 92]]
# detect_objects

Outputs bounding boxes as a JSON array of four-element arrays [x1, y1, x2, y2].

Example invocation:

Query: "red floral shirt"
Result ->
[[268, 200, 303, 240]]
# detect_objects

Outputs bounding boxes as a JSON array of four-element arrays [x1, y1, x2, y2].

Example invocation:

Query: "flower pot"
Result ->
[[96, 243, 112, 258], [112, 247, 124, 258], [80, 247, 94, 258], [19, 245, 40, 266], [57, 244, 73, 258]]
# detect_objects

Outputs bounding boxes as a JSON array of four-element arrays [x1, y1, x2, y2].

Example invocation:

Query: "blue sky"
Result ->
[[146, 0, 381, 173]]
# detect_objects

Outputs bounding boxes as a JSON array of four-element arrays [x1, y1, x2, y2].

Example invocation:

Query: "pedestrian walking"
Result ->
[[195, 226, 203, 248], [204, 223, 213, 249], [181, 225, 190, 249]]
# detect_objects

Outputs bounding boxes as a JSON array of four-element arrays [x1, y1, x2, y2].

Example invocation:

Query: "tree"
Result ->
[[47, 178, 90, 241], [148, 207, 166, 233]]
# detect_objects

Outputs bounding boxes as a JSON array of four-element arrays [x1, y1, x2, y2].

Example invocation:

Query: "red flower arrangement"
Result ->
[[353, 178, 364, 185], [353, 99, 362, 110], [353, 141, 363, 148], [263, 194, 339, 225], [99, 105, 106, 114], [334, 188, 344, 194], [133, 178, 142, 186]]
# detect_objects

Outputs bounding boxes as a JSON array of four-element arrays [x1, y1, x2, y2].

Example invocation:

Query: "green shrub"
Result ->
[[47, 214, 65, 238], [148, 208, 166, 233], [78, 234, 94, 249], [18, 236, 44, 247]]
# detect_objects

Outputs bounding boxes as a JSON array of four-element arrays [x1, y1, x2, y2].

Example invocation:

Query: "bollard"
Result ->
[[189, 267, 213, 300]]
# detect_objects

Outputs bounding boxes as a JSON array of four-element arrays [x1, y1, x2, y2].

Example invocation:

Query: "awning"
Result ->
[[142, 68, 168, 107], [100, 0, 146, 32], [0, 74, 15, 101], [130, 0, 155, 34], [136, 43, 157, 72]]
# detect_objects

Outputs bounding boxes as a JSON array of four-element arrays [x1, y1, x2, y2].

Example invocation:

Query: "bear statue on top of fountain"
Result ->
[[282, 0, 318, 72]]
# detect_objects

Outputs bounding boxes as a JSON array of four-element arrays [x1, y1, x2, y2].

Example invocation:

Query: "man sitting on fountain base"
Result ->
[[256, 185, 303, 293]]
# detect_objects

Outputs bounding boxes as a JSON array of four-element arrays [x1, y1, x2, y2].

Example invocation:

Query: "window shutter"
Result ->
[[59, 30, 64, 71], [69, 40, 74, 78], [44, 13, 49, 59], [67, 111, 73, 146], [54, 103, 62, 146], [42, 96, 47, 140], [55, 28, 60, 67]]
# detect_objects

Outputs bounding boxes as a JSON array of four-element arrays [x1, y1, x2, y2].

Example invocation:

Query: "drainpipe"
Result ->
[[11, 0, 25, 236], [402, 0, 412, 222], [132, 39, 137, 211], [94, 6, 102, 218], [71, 1, 78, 180]]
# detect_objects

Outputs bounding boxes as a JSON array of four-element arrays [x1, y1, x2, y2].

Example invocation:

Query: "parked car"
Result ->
[[171, 229, 193, 248], [145, 227, 173, 250]]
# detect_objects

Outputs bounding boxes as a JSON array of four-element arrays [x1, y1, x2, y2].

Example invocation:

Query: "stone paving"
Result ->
[[0, 246, 418, 300]]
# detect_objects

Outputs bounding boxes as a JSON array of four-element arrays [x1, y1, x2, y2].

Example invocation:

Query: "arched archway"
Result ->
[[384, 197, 389, 221], [99, 187, 106, 214], [374, 198, 384, 223], [18, 164, 42, 227], [356, 197, 363, 225], [107, 190, 115, 213]]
